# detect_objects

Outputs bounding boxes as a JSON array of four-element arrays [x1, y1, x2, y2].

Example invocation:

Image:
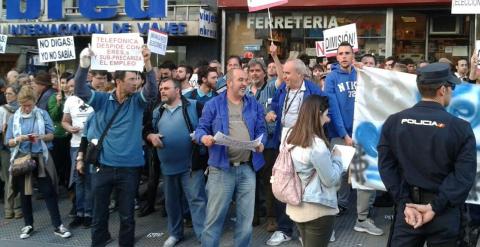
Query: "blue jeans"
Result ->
[[71, 147, 93, 217], [91, 165, 139, 247], [202, 164, 256, 247], [164, 170, 206, 240]]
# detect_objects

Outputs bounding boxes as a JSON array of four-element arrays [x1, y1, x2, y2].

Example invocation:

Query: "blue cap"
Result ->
[[416, 62, 461, 85]]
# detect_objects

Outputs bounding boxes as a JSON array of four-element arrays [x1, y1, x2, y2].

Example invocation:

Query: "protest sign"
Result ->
[[91, 33, 144, 72], [213, 132, 263, 151], [353, 67, 480, 204], [0, 35, 7, 54], [452, 0, 480, 14], [315, 41, 325, 57], [37, 36, 76, 63], [323, 23, 358, 57], [247, 0, 288, 12], [147, 29, 168, 55]]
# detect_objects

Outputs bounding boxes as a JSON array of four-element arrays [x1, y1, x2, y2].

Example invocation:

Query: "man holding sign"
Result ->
[[74, 45, 158, 247]]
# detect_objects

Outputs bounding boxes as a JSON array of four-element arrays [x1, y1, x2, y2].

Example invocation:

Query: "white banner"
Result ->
[[91, 33, 144, 72], [452, 0, 480, 14], [353, 67, 480, 204], [199, 9, 217, 39], [147, 29, 168, 55], [0, 35, 7, 54], [37, 36, 76, 63], [247, 0, 288, 12], [315, 41, 325, 57], [323, 23, 358, 57]]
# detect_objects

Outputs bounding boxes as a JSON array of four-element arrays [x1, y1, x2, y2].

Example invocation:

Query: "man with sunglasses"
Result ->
[[378, 62, 476, 246]]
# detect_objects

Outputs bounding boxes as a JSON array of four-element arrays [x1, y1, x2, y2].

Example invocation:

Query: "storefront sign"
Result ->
[[199, 9, 217, 39], [323, 23, 358, 57], [7, 21, 188, 37], [248, 0, 288, 12], [147, 29, 168, 55], [6, 0, 167, 20], [315, 41, 325, 57], [37, 36, 75, 63], [0, 35, 7, 53], [244, 44, 261, 51], [91, 33, 144, 72], [246, 15, 337, 29], [452, 0, 480, 14]]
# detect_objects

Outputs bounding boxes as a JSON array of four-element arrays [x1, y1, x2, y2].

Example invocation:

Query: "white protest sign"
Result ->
[[147, 29, 168, 55], [315, 41, 325, 57], [452, 0, 480, 14], [0, 35, 7, 54], [323, 23, 358, 57], [37, 36, 76, 63], [91, 33, 144, 72], [247, 0, 288, 12]]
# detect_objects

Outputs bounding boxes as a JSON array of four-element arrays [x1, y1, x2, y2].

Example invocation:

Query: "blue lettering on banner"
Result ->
[[7, 0, 167, 20]]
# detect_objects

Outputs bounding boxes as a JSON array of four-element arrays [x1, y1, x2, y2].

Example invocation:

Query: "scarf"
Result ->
[[9, 106, 49, 171], [3, 101, 19, 113]]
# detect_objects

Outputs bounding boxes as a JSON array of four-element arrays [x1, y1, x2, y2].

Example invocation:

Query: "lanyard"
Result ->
[[283, 88, 301, 116]]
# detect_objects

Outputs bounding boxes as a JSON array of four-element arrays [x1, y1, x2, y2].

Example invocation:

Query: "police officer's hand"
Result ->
[[406, 203, 436, 228], [404, 206, 423, 228], [344, 135, 354, 146]]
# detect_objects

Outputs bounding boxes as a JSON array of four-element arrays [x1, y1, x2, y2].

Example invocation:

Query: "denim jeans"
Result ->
[[202, 164, 256, 247], [13, 173, 62, 228], [163, 169, 206, 240], [71, 147, 93, 217], [91, 165, 140, 247]]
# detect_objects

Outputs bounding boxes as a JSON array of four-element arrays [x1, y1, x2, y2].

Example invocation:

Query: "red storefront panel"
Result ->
[[219, 0, 451, 8]]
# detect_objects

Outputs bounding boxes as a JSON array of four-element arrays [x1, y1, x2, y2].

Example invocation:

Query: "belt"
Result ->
[[229, 161, 250, 167], [410, 186, 437, 204]]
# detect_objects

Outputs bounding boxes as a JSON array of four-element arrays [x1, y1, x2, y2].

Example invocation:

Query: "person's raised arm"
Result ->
[[270, 42, 283, 88], [140, 46, 158, 103], [74, 47, 94, 102]]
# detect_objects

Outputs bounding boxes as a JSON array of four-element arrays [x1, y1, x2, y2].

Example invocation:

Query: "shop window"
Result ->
[[427, 15, 471, 63], [226, 11, 386, 67], [394, 13, 426, 64]]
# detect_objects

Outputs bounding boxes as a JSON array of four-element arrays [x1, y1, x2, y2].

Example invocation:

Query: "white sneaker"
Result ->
[[20, 225, 33, 239], [330, 230, 335, 242], [54, 224, 72, 238], [163, 236, 180, 247], [266, 231, 292, 246], [353, 218, 384, 236]]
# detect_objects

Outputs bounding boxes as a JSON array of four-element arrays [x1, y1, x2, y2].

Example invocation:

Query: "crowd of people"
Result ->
[[0, 41, 479, 247]]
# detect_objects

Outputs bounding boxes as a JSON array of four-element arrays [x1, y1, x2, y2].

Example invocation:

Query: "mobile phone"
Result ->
[[27, 134, 35, 142]]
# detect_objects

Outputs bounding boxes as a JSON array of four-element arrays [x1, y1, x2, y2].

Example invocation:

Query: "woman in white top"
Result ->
[[283, 95, 343, 247]]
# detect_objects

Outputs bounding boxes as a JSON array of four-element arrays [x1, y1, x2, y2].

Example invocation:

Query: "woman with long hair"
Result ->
[[6, 85, 71, 239], [283, 95, 343, 247]]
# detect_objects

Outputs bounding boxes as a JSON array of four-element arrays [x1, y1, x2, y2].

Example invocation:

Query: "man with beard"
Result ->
[[176, 65, 194, 95], [184, 66, 218, 104], [147, 78, 206, 247]]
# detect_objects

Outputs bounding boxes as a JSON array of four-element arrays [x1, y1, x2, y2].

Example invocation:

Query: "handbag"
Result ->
[[11, 145, 37, 177], [11, 114, 37, 176], [85, 99, 127, 167]]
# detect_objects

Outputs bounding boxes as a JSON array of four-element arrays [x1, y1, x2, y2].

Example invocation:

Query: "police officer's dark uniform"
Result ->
[[378, 63, 477, 247]]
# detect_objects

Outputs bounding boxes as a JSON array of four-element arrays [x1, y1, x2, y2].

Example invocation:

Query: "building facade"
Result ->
[[219, 0, 477, 67], [0, 0, 219, 75]]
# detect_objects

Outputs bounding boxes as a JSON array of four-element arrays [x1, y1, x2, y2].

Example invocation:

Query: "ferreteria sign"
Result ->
[[2, 21, 199, 37], [247, 15, 338, 29]]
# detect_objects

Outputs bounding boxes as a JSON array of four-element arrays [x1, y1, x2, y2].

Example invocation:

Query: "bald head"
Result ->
[[6, 70, 19, 85]]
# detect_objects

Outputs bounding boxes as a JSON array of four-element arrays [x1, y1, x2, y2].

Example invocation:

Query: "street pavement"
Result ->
[[0, 191, 393, 247]]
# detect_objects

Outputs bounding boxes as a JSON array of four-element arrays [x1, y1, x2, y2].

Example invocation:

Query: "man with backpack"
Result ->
[[145, 78, 206, 247]]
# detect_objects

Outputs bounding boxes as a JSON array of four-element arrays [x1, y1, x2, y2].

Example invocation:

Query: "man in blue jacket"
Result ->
[[265, 58, 324, 246], [195, 68, 266, 247], [325, 42, 383, 236]]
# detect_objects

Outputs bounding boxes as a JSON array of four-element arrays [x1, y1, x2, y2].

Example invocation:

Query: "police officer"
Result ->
[[378, 62, 476, 246]]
